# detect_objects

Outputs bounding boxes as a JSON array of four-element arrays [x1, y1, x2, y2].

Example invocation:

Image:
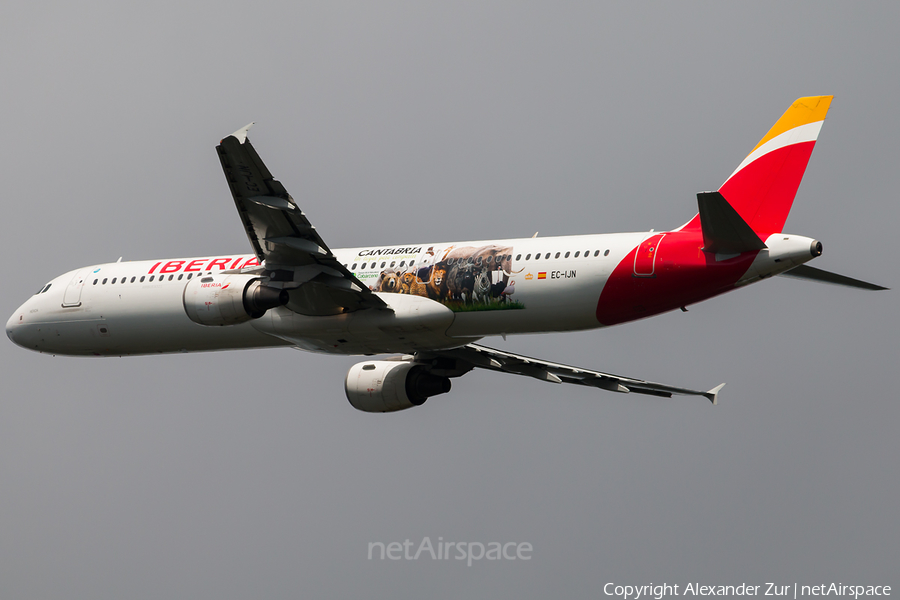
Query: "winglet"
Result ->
[[226, 122, 255, 144], [704, 383, 726, 405]]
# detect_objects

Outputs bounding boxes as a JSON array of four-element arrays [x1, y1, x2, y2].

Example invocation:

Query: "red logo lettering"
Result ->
[[184, 259, 206, 272], [206, 258, 232, 270], [160, 260, 185, 274]]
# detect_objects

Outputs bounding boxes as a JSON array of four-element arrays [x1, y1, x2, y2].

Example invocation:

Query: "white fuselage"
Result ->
[[7, 232, 646, 357]]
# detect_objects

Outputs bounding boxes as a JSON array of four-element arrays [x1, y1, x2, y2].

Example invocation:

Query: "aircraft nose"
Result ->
[[6, 310, 22, 345], [6, 298, 35, 348]]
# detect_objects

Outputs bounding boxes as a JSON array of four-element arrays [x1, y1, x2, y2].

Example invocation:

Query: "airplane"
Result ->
[[6, 96, 887, 412]]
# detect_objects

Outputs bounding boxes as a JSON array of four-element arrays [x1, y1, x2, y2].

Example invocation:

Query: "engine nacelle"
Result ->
[[183, 274, 288, 326], [345, 360, 452, 413]]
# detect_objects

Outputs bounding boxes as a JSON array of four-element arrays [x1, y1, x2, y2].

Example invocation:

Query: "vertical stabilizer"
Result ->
[[719, 96, 832, 236], [681, 96, 832, 236]]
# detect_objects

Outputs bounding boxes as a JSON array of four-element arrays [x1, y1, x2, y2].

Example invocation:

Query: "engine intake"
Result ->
[[183, 274, 288, 326], [345, 360, 451, 412]]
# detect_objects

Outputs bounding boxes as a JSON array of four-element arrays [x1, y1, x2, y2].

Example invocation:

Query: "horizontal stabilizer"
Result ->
[[697, 191, 768, 254], [779, 264, 888, 290]]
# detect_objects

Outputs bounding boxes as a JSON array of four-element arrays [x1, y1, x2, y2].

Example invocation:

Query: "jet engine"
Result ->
[[345, 360, 452, 412], [183, 274, 288, 326]]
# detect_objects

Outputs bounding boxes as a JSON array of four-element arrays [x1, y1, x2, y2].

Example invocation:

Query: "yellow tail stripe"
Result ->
[[749, 96, 833, 154]]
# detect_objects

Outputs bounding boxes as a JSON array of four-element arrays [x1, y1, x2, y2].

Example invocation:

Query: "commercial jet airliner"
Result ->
[[6, 96, 886, 411]]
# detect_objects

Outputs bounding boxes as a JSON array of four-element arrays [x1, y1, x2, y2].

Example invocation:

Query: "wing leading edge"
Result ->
[[216, 124, 387, 315], [418, 343, 725, 404]]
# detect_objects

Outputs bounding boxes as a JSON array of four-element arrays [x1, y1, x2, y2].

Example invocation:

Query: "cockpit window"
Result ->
[[35, 283, 51, 295]]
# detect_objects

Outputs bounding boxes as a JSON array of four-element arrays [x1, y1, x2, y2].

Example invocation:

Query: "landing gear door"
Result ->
[[62, 269, 89, 307]]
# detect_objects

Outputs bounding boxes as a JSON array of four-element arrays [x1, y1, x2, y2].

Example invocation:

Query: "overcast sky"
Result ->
[[1, 2, 897, 598]]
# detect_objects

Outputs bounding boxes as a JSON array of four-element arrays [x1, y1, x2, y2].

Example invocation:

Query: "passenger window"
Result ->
[[555, 252, 560, 259], [149, 276, 154, 282], [594, 250, 600, 257], [130, 276, 136, 283], [93, 279, 98, 285], [168, 275, 174, 281], [140, 276, 145, 282], [604, 249, 610, 256], [380, 262, 386, 268], [486, 256, 493, 264], [103, 278, 108, 284], [352, 263, 357, 270], [574, 252, 580, 258], [525, 254, 531, 260], [399, 261, 405, 267], [409, 260, 415, 266], [584, 250, 589, 257], [178, 274, 183, 280], [516, 254, 522, 261], [390, 261, 395, 268], [112, 278, 117, 284], [545, 253, 551, 259], [564, 252, 570, 258]]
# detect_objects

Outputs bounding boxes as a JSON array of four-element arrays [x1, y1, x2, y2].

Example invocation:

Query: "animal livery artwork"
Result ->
[[353, 244, 524, 312]]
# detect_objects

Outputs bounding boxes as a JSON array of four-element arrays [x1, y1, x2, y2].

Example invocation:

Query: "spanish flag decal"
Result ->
[[538, 272, 547, 280]]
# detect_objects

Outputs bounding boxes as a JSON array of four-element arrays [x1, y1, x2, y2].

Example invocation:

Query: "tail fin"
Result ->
[[683, 96, 833, 236], [720, 95, 832, 235]]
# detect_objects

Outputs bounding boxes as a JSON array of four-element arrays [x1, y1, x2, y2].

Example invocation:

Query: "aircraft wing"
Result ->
[[420, 343, 725, 404], [216, 124, 387, 315]]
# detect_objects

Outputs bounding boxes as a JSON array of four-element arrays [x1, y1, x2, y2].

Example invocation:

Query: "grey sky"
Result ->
[[1, 2, 897, 598]]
